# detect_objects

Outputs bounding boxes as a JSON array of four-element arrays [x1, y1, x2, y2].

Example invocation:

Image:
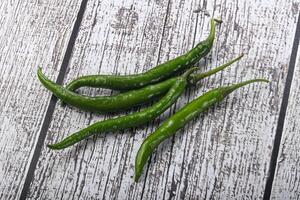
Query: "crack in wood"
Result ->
[[19, 0, 89, 199]]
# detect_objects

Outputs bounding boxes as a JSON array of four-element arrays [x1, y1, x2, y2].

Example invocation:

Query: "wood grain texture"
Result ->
[[141, 1, 299, 200], [0, 0, 82, 199], [27, 0, 171, 199], [270, 43, 300, 200], [27, 0, 300, 199]]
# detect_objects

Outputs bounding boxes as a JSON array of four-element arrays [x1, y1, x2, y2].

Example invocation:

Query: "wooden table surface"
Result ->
[[1, 0, 300, 199]]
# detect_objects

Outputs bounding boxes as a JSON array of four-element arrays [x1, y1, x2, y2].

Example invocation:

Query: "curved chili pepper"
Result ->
[[38, 55, 243, 112], [134, 78, 269, 182], [66, 18, 221, 92], [47, 68, 198, 150]]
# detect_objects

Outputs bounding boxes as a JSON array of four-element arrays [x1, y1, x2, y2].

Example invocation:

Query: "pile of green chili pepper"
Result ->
[[38, 18, 269, 182]]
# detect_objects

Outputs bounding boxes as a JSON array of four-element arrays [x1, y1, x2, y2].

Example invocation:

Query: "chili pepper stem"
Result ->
[[203, 18, 216, 46], [182, 67, 199, 78], [214, 18, 222, 24], [189, 54, 244, 84], [201, 18, 221, 47], [221, 79, 269, 97]]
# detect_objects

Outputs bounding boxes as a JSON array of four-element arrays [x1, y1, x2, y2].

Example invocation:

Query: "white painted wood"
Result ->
[[141, 1, 299, 200], [27, 0, 299, 199], [27, 0, 171, 199], [270, 43, 300, 200], [0, 0, 82, 199]]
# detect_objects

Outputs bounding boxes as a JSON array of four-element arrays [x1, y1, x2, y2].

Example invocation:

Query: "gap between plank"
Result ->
[[19, 0, 89, 199], [140, 0, 171, 198], [263, 12, 300, 200]]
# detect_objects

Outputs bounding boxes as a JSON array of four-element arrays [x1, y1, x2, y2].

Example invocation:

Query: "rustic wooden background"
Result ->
[[0, 0, 299, 199]]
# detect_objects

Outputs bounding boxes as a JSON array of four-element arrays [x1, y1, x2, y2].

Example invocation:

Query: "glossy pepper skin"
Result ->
[[37, 55, 243, 112], [134, 78, 269, 182], [47, 68, 198, 150], [66, 18, 221, 92]]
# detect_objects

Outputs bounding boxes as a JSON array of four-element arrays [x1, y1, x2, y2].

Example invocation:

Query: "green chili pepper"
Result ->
[[134, 78, 269, 182], [66, 18, 221, 92], [37, 55, 242, 112], [47, 67, 198, 150]]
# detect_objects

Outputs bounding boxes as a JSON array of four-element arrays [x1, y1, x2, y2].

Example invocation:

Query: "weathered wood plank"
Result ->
[[0, 0, 83, 199], [27, 0, 299, 199], [270, 42, 300, 199], [27, 0, 171, 199], [141, 1, 299, 200]]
